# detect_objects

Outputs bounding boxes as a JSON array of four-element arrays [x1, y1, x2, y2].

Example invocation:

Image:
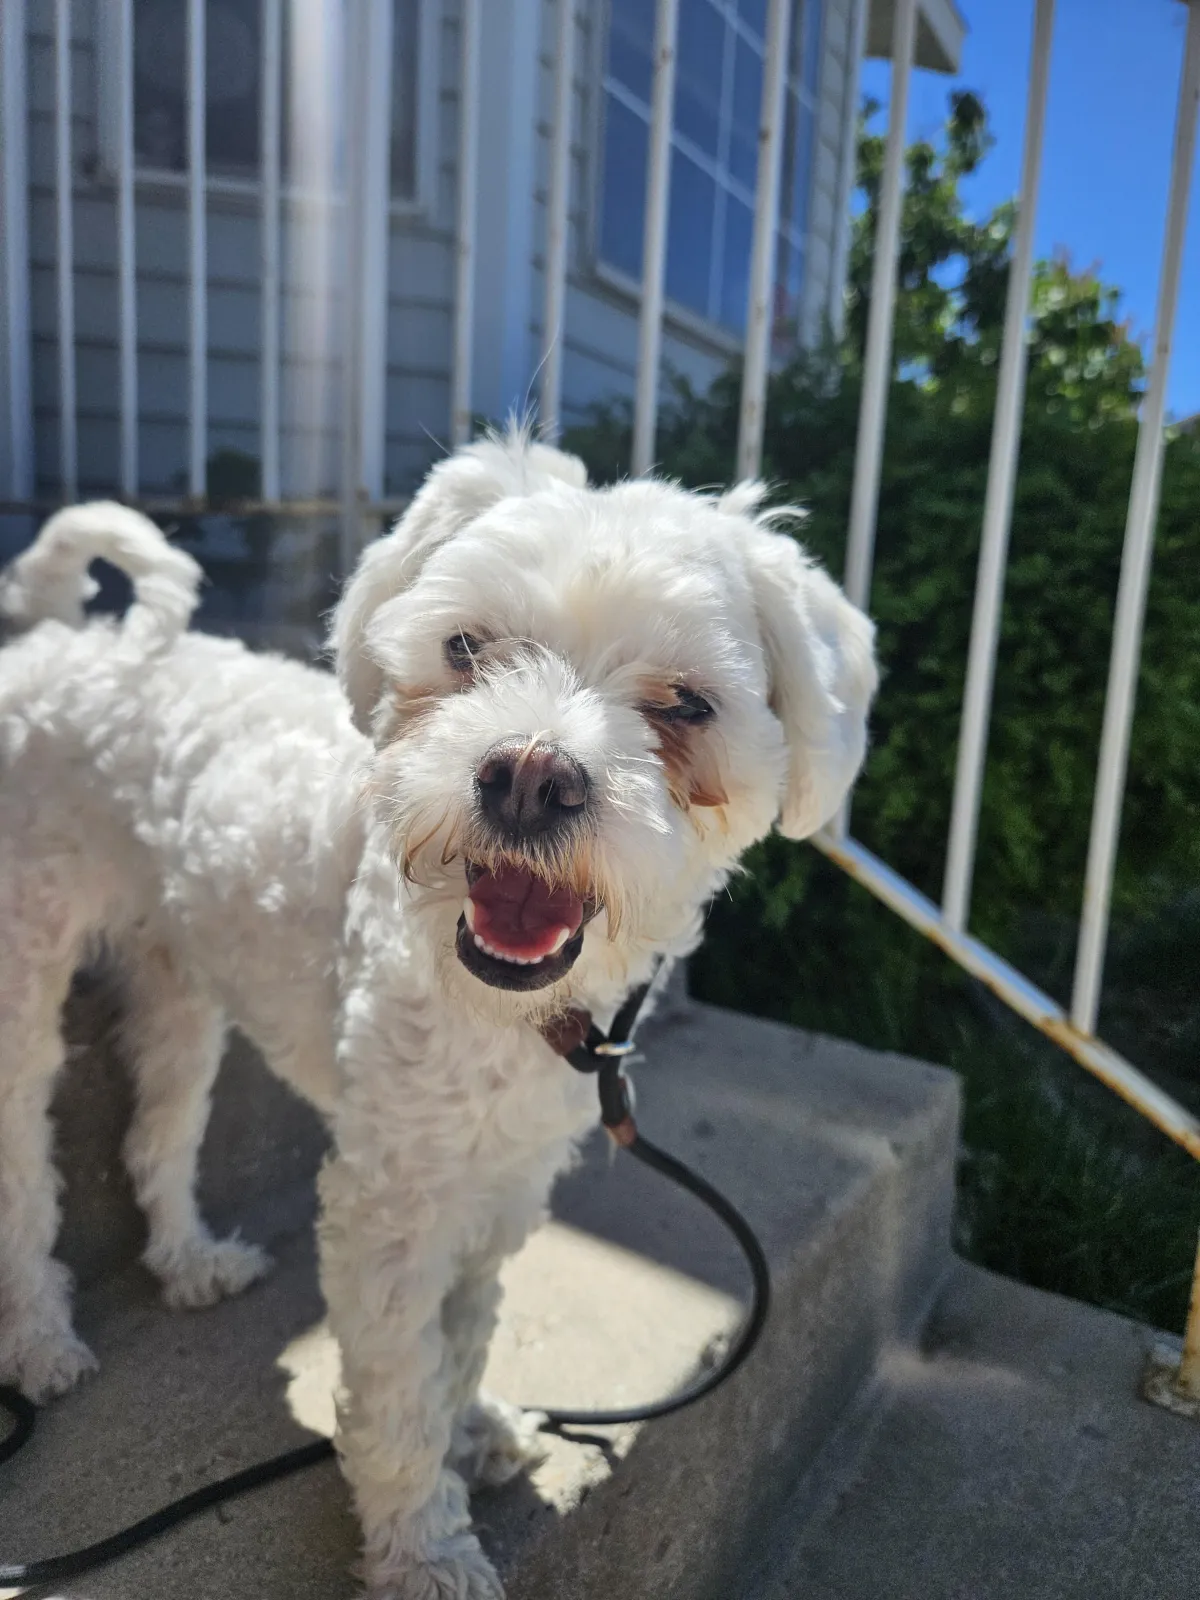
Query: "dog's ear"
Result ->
[[331, 431, 588, 734], [727, 493, 877, 838]]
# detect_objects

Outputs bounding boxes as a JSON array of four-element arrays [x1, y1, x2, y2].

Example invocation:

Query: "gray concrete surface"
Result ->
[[748, 1261, 1200, 1600], [1, 1001, 959, 1599]]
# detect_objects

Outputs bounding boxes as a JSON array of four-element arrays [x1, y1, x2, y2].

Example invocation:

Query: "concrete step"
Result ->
[[1, 998, 959, 1599], [746, 1261, 1200, 1600]]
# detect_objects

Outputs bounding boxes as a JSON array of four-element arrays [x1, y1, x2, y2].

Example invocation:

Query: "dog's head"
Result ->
[[330, 431, 876, 1017]]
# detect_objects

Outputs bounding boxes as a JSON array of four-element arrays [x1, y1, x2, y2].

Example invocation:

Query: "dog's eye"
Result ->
[[444, 632, 481, 673], [642, 688, 716, 725]]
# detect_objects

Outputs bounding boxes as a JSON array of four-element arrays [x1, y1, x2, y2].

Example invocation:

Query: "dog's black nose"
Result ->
[[476, 740, 588, 838]]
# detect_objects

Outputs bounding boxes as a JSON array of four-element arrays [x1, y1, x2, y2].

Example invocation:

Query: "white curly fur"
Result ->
[[0, 433, 875, 1598]]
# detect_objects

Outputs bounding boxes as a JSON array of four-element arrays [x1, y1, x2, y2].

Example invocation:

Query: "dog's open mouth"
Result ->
[[455, 862, 587, 991]]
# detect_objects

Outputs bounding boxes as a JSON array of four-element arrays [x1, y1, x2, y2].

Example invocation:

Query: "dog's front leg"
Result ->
[[319, 1153, 504, 1600], [444, 1222, 548, 1494]]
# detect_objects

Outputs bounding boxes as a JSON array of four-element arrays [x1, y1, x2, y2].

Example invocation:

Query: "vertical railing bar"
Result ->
[[2, 0, 33, 501], [539, 0, 577, 441], [260, 0, 282, 502], [287, 0, 338, 503], [735, 0, 794, 482], [942, 0, 1056, 933], [828, 0, 870, 341], [1071, 0, 1200, 1035], [187, 0, 208, 500], [339, 2, 363, 575], [832, 0, 915, 841], [631, 0, 679, 477], [356, 0, 394, 511], [451, 0, 482, 448], [1179, 1229, 1200, 1400], [115, 0, 137, 497], [54, 0, 77, 502], [841, 0, 916, 613]]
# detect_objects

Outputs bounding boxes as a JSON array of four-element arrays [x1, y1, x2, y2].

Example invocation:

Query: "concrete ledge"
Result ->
[[749, 1261, 1200, 1600], [7, 1002, 959, 1599]]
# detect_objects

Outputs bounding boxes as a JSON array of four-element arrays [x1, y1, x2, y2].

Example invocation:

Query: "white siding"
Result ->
[[528, 0, 859, 442], [526, 0, 736, 436], [802, 0, 859, 343], [22, 0, 461, 499], [15, 0, 861, 498]]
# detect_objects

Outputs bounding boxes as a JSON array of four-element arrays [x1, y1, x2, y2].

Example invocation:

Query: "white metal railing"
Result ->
[[631, 0, 679, 475], [1, 0, 1198, 1401], [819, 0, 1200, 1404]]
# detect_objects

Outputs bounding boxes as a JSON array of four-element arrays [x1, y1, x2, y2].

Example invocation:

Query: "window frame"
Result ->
[[95, 0, 440, 220], [591, 0, 823, 346]]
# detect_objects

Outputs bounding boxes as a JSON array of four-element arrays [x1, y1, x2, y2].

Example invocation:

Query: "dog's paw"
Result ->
[[368, 1536, 504, 1600], [0, 1322, 99, 1403], [450, 1394, 549, 1491], [152, 1235, 272, 1309]]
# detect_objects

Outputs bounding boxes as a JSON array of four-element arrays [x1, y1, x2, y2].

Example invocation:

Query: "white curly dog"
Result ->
[[0, 433, 875, 1598]]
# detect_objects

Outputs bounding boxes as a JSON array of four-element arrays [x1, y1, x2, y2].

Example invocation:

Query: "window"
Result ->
[[599, 0, 822, 340], [108, 0, 423, 202]]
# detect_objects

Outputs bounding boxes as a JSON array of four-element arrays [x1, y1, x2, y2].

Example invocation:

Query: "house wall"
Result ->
[[23, 0, 462, 500], [527, 0, 734, 438], [17, 0, 861, 502], [525, 0, 864, 444], [802, 0, 862, 345]]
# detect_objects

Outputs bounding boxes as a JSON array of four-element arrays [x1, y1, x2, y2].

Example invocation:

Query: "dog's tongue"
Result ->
[[466, 866, 584, 961]]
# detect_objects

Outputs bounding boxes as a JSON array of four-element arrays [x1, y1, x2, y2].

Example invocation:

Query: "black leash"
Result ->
[[545, 975, 771, 1426], [0, 985, 770, 1586]]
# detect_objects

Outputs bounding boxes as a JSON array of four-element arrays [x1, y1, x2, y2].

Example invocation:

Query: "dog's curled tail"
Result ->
[[0, 501, 202, 645]]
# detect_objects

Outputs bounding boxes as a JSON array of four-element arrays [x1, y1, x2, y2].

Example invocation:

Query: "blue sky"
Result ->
[[860, 0, 1200, 419]]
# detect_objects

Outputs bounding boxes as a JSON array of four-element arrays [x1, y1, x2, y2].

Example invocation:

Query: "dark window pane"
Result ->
[[777, 86, 815, 236], [729, 36, 762, 190], [133, 0, 187, 170], [719, 196, 753, 333], [801, 0, 824, 99], [599, 93, 648, 281], [134, 0, 262, 175], [134, 1, 419, 195], [390, 0, 419, 197], [791, 97, 816, 234], [773, 233, 802, 340], [776, 236, 805, 352], [205, 0, 260, 172], [737, 0, 768, 41], [665, 150, 716, 317], [674, 0, 724, 158], [778, 88, 798, 231], [608, 0, 654, 105]]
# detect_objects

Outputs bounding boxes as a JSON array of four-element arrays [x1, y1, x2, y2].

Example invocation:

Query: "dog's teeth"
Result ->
[[472, 932, 556, 966], [463, 898, 477, 932], [549, 927, 570, 954]]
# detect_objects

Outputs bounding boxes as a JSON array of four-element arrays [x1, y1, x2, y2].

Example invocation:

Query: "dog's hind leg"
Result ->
[[0, 936, 98, 1402], [118, 939, 270, 1308]]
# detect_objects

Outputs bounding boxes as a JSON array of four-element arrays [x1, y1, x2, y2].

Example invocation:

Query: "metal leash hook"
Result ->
[[595, 1052, 638, 1148]]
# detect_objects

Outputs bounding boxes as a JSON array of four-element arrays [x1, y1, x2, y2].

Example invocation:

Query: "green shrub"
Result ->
[[563, 93, 1200, 1332]]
